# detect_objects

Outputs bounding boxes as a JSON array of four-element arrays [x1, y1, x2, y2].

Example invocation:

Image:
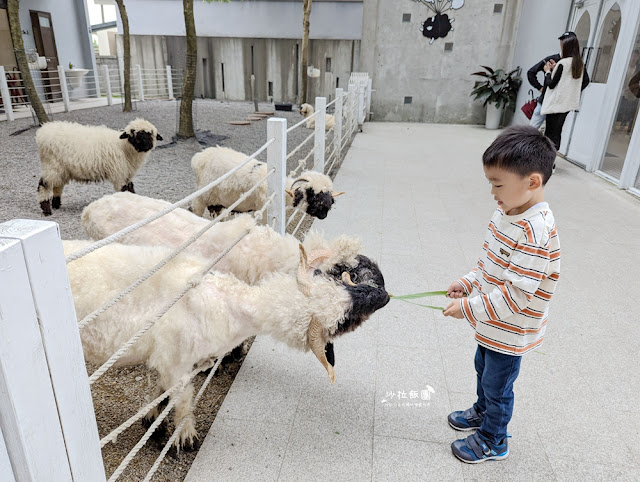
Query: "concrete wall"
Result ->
[[510, 0, 574, 126], [124, 34, 358, 103], [18, 0, 95, 71], [360, 0, 524, 123], [120, 0, 362, 40]]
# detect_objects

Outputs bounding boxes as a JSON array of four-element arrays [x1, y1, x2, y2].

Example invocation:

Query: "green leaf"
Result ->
[[391, 290, 448, 300]]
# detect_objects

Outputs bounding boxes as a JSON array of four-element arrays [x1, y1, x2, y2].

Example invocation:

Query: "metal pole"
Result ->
[[136, 64, 145, 102], [102, 65, 112, 106], [166, 65, 174, 100]]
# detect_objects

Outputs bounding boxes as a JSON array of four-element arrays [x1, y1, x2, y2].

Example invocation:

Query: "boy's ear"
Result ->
[[529, 173, 543, 190]]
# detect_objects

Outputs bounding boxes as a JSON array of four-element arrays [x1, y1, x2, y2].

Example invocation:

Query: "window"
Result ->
[[575, 10, 591, 64], [326, 57, 332, 73], [402, 13, 411, 23], [591, 3, 621, 83], [404, 96, 413, 104]]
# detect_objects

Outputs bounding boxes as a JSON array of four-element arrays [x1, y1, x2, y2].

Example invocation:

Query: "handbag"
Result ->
[[520, 89, 538, 119]]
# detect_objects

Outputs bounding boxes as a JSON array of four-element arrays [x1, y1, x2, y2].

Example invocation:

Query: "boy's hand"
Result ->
[[447, 281, 466, 299], [443, 301, 464, 319]]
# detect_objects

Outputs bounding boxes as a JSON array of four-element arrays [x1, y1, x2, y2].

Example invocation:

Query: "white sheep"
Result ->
[[190, 146, 343, 219], [36, 118, 162, 216], [299, 103, 336, 131], [63, 241, 389, 450], [82, 192, 363, 285]]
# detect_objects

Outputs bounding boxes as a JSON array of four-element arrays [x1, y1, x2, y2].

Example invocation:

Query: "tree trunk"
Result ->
[[7, 0, 49, 124], [114, 0, 132, 112], [178, 0, 197, 138], [300, 0, 312, 105]]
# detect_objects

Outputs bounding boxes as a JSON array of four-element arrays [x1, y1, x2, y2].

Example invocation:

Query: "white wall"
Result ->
[[18, 0, 95, 70], [118, 0, 362, 40], [510, 0, 573, 126], [360, 0, 525, 123]]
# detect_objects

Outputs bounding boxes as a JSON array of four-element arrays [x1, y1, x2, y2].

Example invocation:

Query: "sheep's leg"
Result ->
[[207, 205, 224, 218], [37, 177, 53, 216], [52, 185, 64, 209], [191, 196, 207, 217], [171, 383, 199, 451], [119, 181, 135, 193], [141, 385, 168, 438]]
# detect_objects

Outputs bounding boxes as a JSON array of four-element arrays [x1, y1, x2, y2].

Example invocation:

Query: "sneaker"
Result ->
[[451, 432, 509, 464], [448, 406, 483, 431]]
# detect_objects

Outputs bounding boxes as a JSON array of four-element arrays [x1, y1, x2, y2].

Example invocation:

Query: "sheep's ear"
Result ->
[[285, 189, 295, 198], [119, 131, 129, 139], [331, 191, 345, 198], [156, 133, 163, 141], [298, 244, 309, 271], [296, 244, 312, 297]]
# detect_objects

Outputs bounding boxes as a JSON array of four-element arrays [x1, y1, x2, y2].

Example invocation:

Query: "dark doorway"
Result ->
[[30, 10, 61, 102]]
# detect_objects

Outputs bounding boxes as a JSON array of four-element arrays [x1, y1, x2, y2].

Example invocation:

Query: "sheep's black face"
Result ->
[[337, 283, 390, 336], [328, 255, 389, 335], [303, 188, 334, 219], [122, 130, 156, 153], [327, 255, 386, 291]]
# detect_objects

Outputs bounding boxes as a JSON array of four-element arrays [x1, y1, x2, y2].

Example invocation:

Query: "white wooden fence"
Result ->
[[0, 78, 372, 479]]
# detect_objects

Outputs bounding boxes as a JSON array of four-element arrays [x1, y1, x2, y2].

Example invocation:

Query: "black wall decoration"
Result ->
[[413, 0, 465, 44]]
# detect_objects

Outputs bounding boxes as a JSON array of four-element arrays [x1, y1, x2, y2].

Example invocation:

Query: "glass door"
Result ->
[[599, 32, 640, 181]]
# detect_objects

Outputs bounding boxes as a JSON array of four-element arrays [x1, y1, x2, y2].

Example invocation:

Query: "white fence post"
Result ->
[[57, 65, 71, 112], [267, 117, 287, 235], [0, 67, 15, 122], [357, 83, 365, 131], [136, 64, 145, 101], [334, 88, 344, 165], [0, 426, 16, 482], [347, 84, 355, 139], [0, 220, 106, 482], [166, 65, 174, 100], [314, 96, 326, 173], [0, 237, 72, 481], [103, 65, 113, 106]]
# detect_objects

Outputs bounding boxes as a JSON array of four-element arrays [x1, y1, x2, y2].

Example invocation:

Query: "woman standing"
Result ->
[[541, 32, 590, 150]]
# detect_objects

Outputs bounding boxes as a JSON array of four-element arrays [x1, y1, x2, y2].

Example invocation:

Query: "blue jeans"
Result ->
[[529, 102, 545, 129], [472, 345, 522, 445]]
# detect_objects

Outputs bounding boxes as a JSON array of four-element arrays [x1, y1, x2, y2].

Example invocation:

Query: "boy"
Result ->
[[443, 125, 560, 463]]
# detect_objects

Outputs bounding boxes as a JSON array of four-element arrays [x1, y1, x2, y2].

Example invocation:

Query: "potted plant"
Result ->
[[470, 66, 522, 129]]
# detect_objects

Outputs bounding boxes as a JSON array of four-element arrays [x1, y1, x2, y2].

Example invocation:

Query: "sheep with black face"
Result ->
[[63, 241, 389, 449], [190, 146, 343, 219], [35, 118, 162, 215]]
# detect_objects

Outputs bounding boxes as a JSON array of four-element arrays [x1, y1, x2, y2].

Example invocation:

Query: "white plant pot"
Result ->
[[485, 103, 503, 130], [65, 68, 89, 89]]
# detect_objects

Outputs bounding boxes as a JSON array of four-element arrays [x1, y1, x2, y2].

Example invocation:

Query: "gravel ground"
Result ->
[[0, 99, 347, 481]]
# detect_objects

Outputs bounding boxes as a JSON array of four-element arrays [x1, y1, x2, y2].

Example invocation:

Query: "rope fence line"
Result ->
[[142, 358, 223, 482], [87, 170, 273, 384], [77, 168, 274, 331], [88, 226, 252, 385], [253, 192, 276, 223], [66, 139, 275, 263], [286, 131, 315, 161], [107, 383, 186, 482]]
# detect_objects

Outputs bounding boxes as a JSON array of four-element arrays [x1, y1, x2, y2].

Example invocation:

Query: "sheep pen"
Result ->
[[0, 99, 355, 480]]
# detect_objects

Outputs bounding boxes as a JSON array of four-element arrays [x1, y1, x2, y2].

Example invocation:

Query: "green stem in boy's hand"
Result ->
[[396, 298, 445, 311], [389, 290, 449, 300]]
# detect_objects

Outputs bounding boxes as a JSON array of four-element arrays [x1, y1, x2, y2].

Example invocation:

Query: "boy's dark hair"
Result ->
[[482, 125, 557, 185]]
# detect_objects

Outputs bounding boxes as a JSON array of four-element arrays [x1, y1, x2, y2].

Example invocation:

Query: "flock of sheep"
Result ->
[[33, 113, 389, 450]]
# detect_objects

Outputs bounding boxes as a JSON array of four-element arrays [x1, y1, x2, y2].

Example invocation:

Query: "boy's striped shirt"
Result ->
[[458, 202, 560, 356]]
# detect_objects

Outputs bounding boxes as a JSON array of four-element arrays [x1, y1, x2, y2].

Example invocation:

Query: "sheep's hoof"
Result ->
[[142, 417, 168, 438], [51, 197, 61, 209], [40, 200, 52, 216]]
